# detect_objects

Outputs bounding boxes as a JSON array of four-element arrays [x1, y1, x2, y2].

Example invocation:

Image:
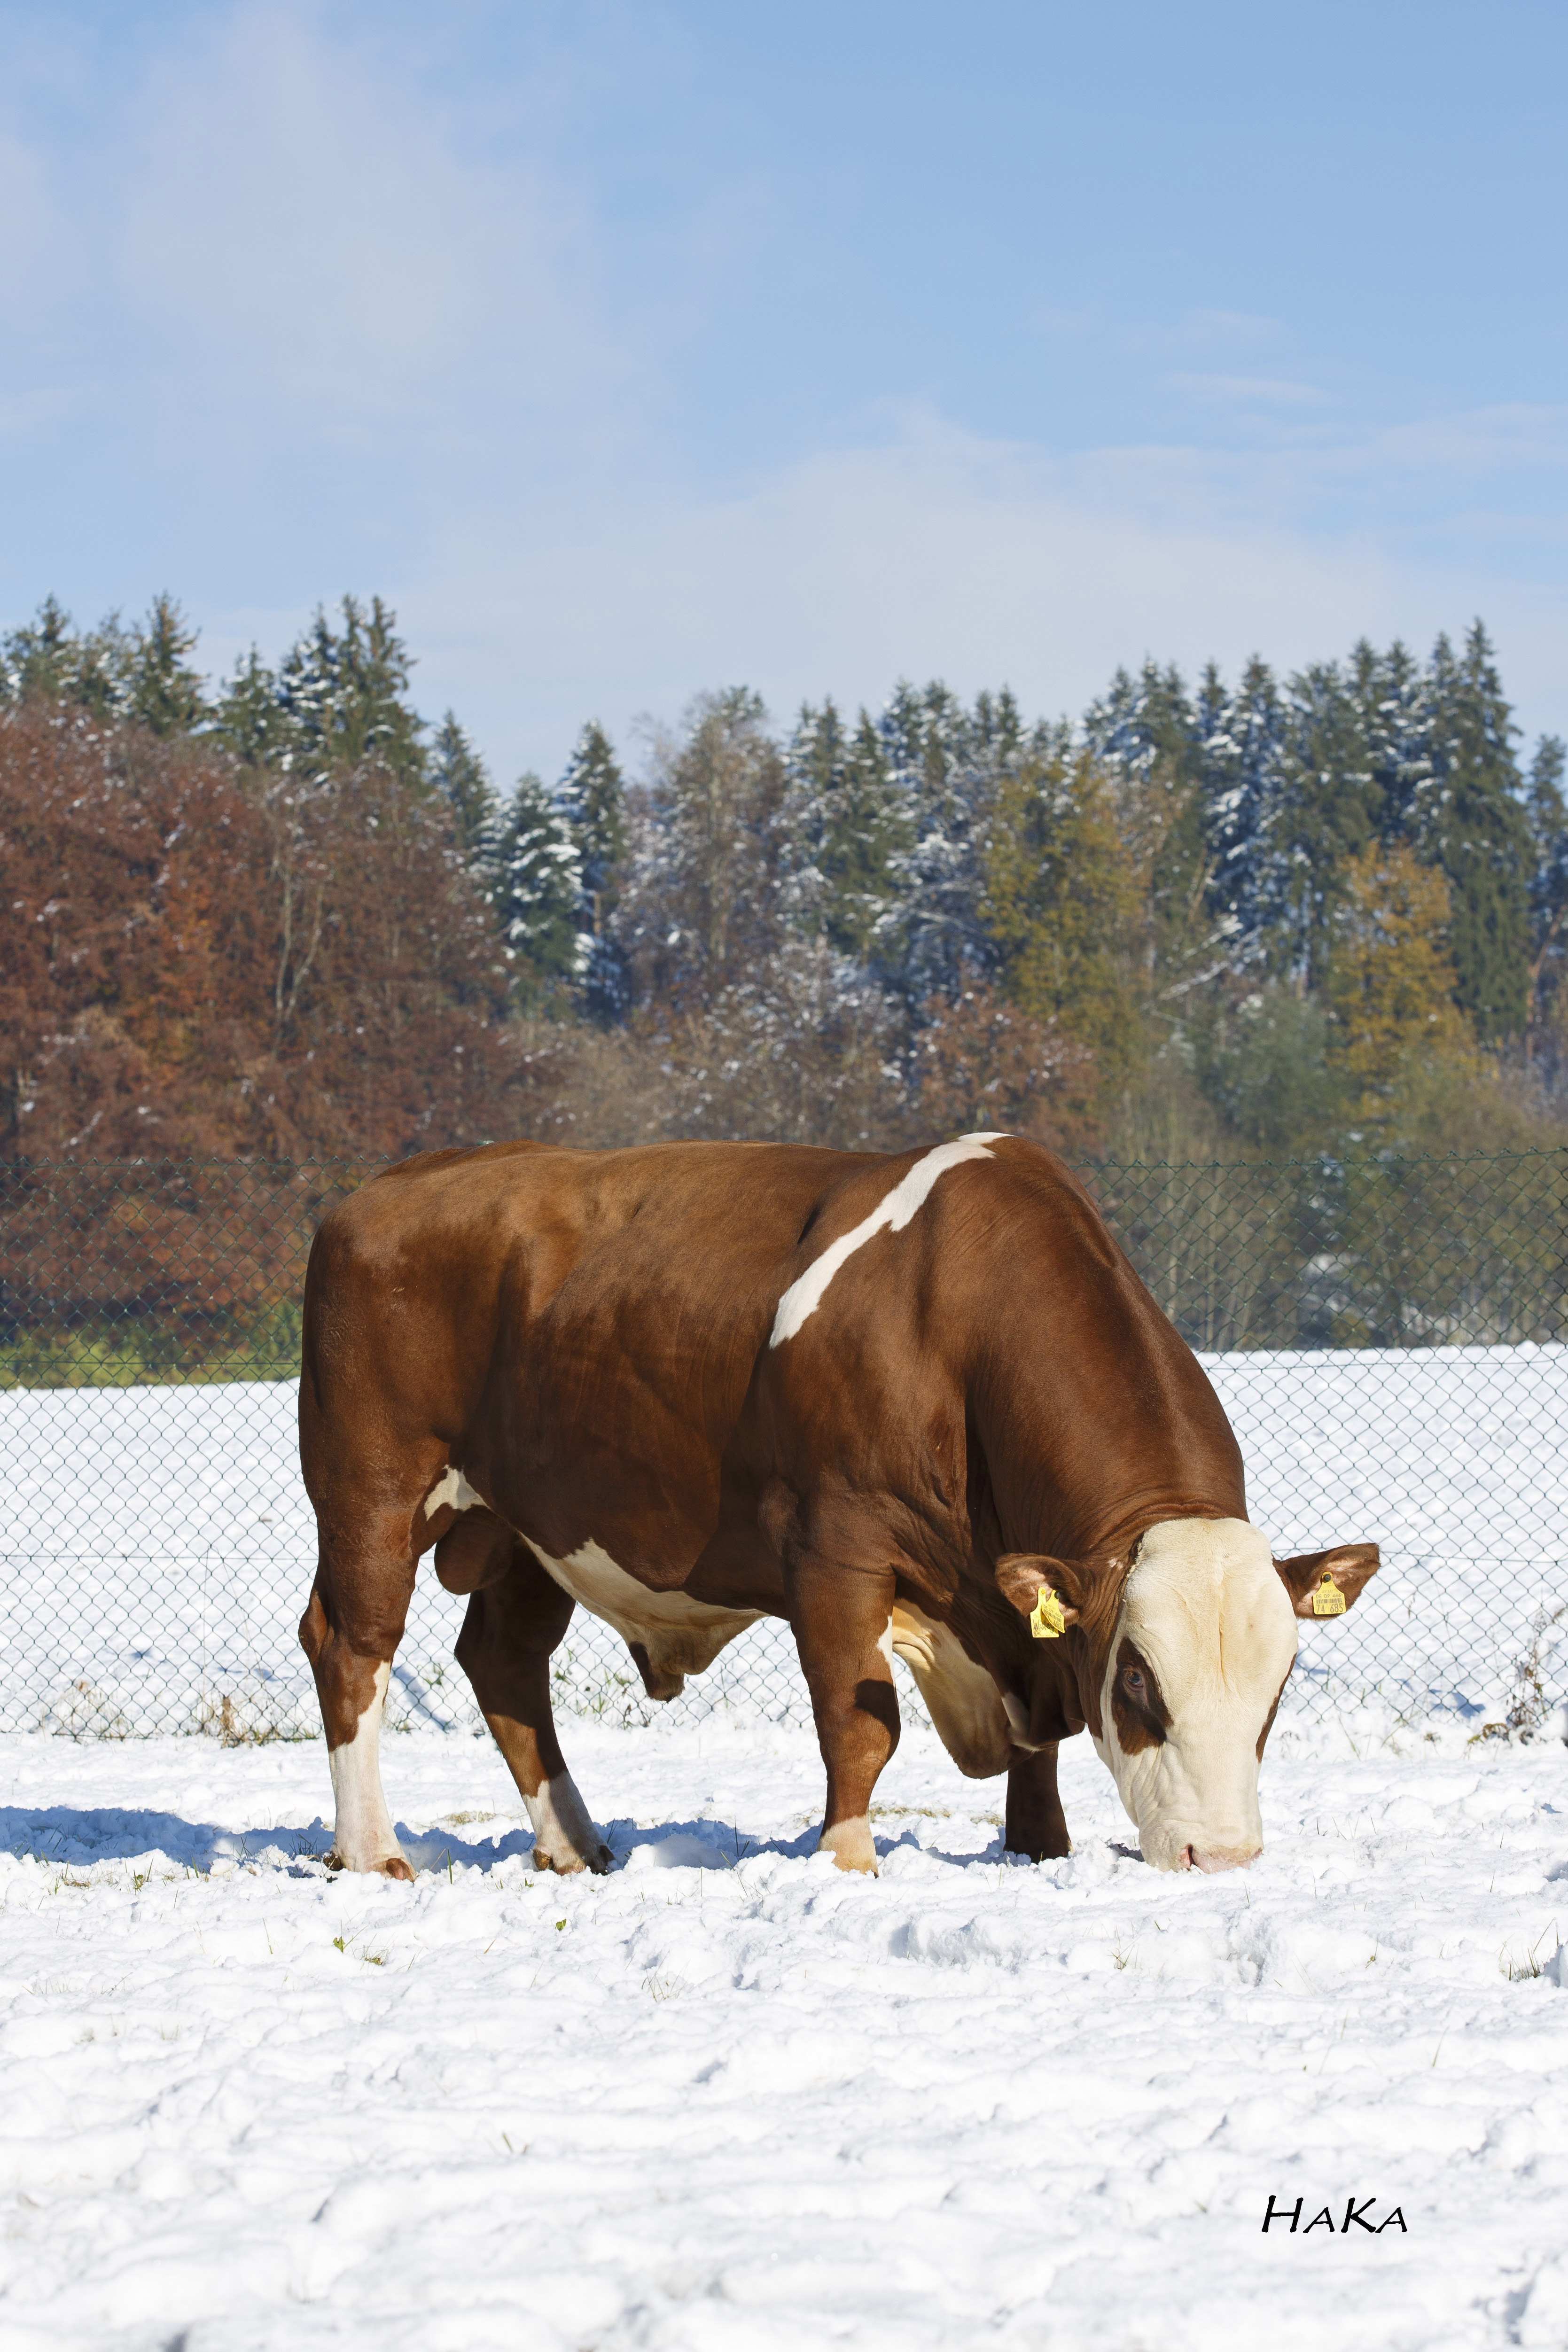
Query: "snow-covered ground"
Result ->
[[1, 1713, 1566, 2350], [1, 1348, 1564, 1738]]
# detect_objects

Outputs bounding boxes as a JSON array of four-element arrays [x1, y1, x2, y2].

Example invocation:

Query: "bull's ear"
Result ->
[[1274, 1542, 1380, 1620], [994, 1552, 1112, 1627]]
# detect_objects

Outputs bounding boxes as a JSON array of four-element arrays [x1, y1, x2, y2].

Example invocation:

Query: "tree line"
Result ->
[[4, 589, 1567, 1172]]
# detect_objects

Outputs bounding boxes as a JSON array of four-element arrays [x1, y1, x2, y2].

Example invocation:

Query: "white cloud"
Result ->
[[360, 414, 1568, 782]]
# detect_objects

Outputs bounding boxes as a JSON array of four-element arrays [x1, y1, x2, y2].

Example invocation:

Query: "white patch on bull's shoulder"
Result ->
[[890, 1602, 1016, 1777], [524, 1771, 603, 1873], [327, 1662, 409, 1876], [818, 1814, 877, 1874], [423, 1464, 485, 1518], [523, 1535, 762, 1683], [769, 1133, 1005, 1347], [1098, 1517, 1298, 1875]]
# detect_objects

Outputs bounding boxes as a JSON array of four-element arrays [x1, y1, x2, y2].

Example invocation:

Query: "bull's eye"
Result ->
[[1122, 1667, 1146, 1700]]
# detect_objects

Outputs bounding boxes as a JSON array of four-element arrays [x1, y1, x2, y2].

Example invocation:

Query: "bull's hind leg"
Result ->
[[454, 1544, 611, 1875], [298, 1513, 417, 1881]]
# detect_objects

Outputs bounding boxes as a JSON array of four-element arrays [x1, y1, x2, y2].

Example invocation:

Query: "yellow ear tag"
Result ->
[[1311, 1571, 1346, 1618], [1030, 1585, 1066, 1640]]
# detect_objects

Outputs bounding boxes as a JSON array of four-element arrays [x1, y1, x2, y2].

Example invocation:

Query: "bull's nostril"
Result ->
[[1178, 1844, 1195, 1870]]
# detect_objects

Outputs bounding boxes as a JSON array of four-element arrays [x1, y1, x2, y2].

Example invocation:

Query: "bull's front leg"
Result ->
[[1004, 1743, 1071, 1862], [787, 1554, 900, 1875], [453, 1543, 611, 1876]]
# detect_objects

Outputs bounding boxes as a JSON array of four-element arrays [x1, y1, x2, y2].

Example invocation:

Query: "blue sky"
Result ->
[[2, 0, 1565, 781]]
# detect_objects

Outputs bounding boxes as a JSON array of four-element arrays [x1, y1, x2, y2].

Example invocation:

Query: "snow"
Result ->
[[1, 1347, 1565, 2344], [2, 1346, 1564, 1738], [1, 1713, 1566, 2349]]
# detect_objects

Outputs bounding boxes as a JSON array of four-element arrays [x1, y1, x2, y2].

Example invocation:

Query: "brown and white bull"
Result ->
[[297, 1134, 1377, 1881]]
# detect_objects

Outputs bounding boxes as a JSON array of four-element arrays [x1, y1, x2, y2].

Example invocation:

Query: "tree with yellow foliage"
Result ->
[[1326, 842, 1477, 1128], [984, 747, 1142, 1099]]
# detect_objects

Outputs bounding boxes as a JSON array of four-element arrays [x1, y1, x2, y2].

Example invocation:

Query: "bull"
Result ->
[[297, 1134, 1376, 1879]]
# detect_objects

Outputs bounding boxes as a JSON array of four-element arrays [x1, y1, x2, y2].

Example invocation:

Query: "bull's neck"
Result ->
[[972, 1304, 1247, 1563]]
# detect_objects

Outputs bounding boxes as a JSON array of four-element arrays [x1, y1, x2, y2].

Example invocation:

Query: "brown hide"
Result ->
[[298, 1135, 1303, 1869]]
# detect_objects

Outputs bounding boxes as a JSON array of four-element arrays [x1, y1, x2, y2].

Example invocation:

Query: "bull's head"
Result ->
[[997, 1520, 1378, 1872]]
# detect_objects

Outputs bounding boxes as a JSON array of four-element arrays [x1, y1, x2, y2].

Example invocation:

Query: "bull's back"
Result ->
[[299, 1139, 872, 1538]]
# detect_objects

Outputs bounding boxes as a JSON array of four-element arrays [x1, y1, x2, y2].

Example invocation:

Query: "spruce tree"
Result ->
[[1415, 623, 1531, 1039], [781, 700, 910, 964], [275, 596, 428, 788], [1524, 733, 1568, 1056], [1198, 655, 1287, 965], [126, 594, 208, 737], [557, 720, 629, 1022], [495, 771, 584, 1005], [0, 596, 134, 717], [430, 711, 496, 855], [1346, 636, 1430, 842], [1, 595, 78, 705], [214, 648, 299, 771], [1269, 662, 1380, 994], [878, 679, 994, 1005]]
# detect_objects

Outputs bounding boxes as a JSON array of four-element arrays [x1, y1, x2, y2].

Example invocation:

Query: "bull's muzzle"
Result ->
[[1175, 1841, 1262, 1873]]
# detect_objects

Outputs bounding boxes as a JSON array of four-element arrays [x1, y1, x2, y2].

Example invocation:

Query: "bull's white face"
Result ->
[[1090, 1518, 1298, 1873]]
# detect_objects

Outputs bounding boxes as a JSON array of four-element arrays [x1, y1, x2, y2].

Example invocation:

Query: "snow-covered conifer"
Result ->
[[557, 721, 630, 1023], [496, 770, 585, 1004]]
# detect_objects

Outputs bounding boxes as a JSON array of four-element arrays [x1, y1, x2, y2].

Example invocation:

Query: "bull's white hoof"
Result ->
[[819, 1816, 878, 1874], [326, 1846, 415, 1882], [525, 1773, 610, 1876], [532, 1841, 612, 1877]]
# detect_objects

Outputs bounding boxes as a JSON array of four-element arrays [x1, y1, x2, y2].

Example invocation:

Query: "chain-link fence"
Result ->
[[1, 1149, 1564, 1745]]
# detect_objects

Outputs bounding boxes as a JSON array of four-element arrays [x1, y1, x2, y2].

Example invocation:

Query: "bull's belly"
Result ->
[[522, 1535, 764, 1685]]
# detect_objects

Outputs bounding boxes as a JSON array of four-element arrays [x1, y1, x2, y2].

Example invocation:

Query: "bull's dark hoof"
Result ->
[[1004, 1837, 1072, 1863]]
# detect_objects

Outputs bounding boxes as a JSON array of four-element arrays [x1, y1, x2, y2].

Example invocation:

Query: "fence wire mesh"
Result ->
[[1, 1149, 1564, 1747]]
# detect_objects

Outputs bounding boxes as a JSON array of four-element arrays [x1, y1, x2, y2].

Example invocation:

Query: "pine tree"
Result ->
[[430, 711, 496, 855], [557, 720, 629, 1023], [495, 771, 584, 1005]]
